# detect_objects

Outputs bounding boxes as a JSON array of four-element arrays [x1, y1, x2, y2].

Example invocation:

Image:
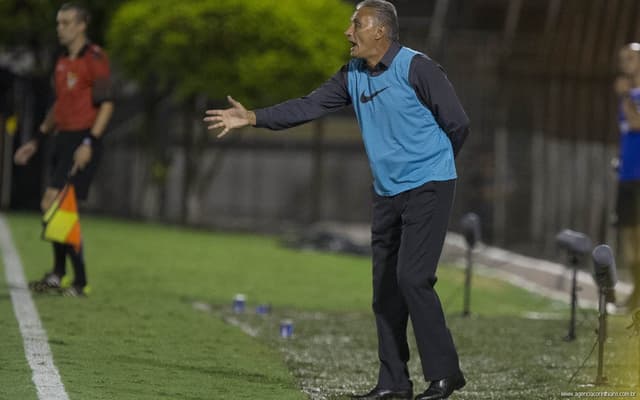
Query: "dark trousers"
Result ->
[[52, 242, 87, 287], [50, 130, 102, 200], [371, 179, 460, 390]]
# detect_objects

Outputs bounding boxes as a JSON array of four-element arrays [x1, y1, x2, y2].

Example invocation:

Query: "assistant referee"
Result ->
[[14, 2, 113, 297]]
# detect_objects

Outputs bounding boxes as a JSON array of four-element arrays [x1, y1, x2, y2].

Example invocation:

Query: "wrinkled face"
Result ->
[[56, 9, 85, 46], [619, 47, 640, 77], [344, 7, 381, 59]]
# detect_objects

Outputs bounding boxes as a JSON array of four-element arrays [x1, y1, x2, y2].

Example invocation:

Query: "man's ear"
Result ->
[[375, 25, 386, 40]]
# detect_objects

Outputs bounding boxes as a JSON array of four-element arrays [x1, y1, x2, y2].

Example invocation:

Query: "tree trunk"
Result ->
[[138, 85, 164, 219], [180, 98, 195, 224]]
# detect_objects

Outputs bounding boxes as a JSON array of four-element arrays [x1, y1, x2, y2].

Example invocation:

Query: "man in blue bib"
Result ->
[[205, 1, 469, 398], [615, 43, 640, 311]]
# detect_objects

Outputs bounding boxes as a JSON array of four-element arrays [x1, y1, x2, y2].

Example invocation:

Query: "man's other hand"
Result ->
[[14, 140, 38, 165], [71, 143, 92, 175]]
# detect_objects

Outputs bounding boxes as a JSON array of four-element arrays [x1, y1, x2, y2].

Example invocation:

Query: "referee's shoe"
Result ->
[[28, 272, 63, 292]]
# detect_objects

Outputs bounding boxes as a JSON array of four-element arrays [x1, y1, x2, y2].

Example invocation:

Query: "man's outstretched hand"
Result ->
[[204, 96, 256, 138]]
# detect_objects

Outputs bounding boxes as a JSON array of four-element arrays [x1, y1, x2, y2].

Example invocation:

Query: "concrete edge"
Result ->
[[443, 232, 632, 308]]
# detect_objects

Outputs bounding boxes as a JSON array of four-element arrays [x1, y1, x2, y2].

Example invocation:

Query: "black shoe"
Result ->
[[351, 387, 413, 399], [61, 284, 90, 297], [28, 273, 62, 292], [415, 371, 466, 400]]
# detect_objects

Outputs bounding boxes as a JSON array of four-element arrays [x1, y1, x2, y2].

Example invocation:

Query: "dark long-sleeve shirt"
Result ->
[[255, 42, 470, 156]]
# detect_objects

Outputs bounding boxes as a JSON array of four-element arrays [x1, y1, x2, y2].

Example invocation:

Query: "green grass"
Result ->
[[1, 212, 638, 399], [2, 213, 310, 400], [0, 263, 38, 400]]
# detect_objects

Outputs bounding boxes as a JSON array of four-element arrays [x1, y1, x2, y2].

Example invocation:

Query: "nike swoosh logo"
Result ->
[[360, 87, 389, 103]]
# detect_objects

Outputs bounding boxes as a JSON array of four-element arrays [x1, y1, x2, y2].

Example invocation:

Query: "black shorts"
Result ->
[[616, 181, 640, 227], [49, 130, 102, 201]]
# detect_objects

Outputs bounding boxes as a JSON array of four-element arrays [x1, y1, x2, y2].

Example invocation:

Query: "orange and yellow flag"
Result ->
[[42, 184, 81, 252]]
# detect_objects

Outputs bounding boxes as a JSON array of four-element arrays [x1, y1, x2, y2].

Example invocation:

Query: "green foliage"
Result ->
[[0, 0, 126, 50], [0, 0, 56, 48], [107, 0, 352, 106]]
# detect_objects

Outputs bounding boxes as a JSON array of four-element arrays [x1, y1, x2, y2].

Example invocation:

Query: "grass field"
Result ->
[[1, 212, 638, 399]]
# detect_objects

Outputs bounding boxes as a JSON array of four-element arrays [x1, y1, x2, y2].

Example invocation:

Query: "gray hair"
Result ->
[[356, 0, 399, 42], [626, 42, 640, 52]]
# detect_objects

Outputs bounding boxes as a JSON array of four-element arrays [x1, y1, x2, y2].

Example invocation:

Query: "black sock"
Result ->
[[53, 243, 66, 277], [67, 244, 87, 288]]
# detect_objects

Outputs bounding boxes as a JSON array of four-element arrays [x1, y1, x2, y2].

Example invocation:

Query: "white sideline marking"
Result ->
[[0, 215, 70, 400], [191, 301, 260, 337], [224, 316, 260, 337]]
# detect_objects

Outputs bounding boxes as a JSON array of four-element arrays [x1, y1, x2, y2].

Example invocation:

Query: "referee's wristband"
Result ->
[[82, 132, 100, 147]]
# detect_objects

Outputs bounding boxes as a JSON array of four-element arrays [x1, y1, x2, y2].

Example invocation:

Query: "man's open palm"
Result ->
[[204, 96, 254, 138]]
